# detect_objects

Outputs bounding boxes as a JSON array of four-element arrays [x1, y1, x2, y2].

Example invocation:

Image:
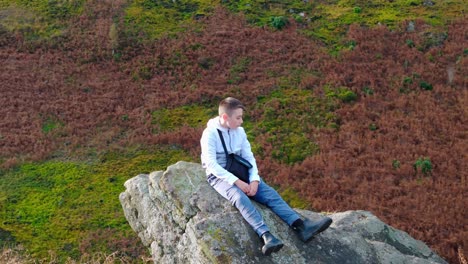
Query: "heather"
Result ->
[[0, 0, 466, 263]]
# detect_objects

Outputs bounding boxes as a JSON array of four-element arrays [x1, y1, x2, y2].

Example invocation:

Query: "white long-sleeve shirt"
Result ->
[[200, 116, 260, 185]]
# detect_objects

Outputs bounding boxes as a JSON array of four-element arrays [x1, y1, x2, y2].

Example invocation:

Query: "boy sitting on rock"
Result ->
[[200, 97, 332, 256]]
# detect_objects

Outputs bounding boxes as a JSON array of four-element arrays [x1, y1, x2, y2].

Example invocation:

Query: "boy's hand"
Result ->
[[247, 181, 259, 196], [235, 179, 250, 194]]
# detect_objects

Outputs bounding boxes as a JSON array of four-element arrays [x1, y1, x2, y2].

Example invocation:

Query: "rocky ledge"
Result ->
[[119, 161, 447, 264]]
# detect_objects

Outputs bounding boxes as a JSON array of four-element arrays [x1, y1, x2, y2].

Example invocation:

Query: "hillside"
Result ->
[[0, 0, 466, 263]]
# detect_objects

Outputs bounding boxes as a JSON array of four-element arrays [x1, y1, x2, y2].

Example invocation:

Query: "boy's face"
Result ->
[[223, 108, 244, 129]]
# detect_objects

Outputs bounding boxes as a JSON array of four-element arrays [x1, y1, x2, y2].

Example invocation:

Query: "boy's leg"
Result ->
[[207, 175, 269, 237], [252, 181, 301, 226], [253, 181, 333, 242]]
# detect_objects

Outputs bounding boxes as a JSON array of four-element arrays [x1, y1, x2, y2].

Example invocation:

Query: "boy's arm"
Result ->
[[239, 128, 261, 183], [201, 129, 239, 185]]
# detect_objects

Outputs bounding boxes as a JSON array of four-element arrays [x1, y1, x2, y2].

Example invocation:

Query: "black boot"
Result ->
[[261, 232, 283, 256], [292, 217, 333, 242]]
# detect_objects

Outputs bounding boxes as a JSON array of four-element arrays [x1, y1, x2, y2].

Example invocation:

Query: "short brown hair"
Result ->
[[218, 97, 245, 116]]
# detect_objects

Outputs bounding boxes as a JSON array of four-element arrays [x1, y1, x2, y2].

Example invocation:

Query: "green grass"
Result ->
[[151, 104, 216, 132], [123, 0, 217, 41], [0, 0, 84, 19], [41, 116, 64, 134], [227, 57, 252, 84], [0, 0, 84, 44], [280, 187, 309, 209], [222, 0, 315, 27], [2, 0, 464, 50], [325, 86, 358, 103], [0, 146, 193, 261], [222, 0, 466, 54], [247, 87, 339, 164]]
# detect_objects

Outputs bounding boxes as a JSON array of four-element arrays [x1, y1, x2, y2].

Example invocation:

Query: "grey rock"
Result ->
[[120, 161, 447, 264], [423, 0, 435, 7], [407, 21, 415, 32]]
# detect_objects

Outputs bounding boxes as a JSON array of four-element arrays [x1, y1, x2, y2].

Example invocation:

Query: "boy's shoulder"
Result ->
[[237, 126, 246, 133], [202, 124, 219, 138]]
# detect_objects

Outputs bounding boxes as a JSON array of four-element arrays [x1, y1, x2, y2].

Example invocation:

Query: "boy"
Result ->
[[200, 97, 332, 256]]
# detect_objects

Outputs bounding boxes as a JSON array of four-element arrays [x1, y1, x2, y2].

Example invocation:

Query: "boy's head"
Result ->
[[218, 97, 245, 117], [218, 97, 245, 129]]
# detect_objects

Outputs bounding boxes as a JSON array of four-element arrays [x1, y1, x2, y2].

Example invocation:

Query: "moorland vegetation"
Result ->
[[0, 0, 466, 263]]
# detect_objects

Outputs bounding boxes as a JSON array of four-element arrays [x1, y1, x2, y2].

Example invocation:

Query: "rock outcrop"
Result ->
[[119, 161, 447, 264]]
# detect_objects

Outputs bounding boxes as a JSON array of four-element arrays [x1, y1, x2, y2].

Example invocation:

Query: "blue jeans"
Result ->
[[207, 175, 300, 237]]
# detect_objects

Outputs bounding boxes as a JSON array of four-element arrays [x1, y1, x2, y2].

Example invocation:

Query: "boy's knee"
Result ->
[[227, 188, 246, 202], [230, 191, 251, 207]]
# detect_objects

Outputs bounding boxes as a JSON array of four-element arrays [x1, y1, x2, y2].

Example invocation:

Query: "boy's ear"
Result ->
[[220, 113, 229, 121]]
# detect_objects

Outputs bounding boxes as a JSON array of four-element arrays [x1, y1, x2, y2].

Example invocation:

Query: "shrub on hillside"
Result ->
[[270, 16, 288, 30]]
